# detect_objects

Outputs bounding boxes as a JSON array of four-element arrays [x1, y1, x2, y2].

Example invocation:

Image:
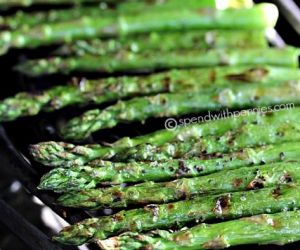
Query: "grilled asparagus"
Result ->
[[39, 142, 300, 192], [2, 4, 277, 53], [2, 66, 297, 122], [0, 0, 254, 30], [29, 107, 299, 167], [99, 210, 300, 250], [17, 46, 299, 77], [61, 79, 300, 140], [55, 30, 267, 57], [57, 162, 300, 209], [54, 185, 300, 245]]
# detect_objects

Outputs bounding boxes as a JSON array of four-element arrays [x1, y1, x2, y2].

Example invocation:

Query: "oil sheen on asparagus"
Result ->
[[54, 185, 300, 245], [60, 79, 300, 140], [98, 210, 300, 250], [57, 162, 300, 209], [2, 66, 298, 122], [38, 142, 300, 192], [29, 107, 298, 167], [2, 3, 277, 55], [17, 46, 299, 76]]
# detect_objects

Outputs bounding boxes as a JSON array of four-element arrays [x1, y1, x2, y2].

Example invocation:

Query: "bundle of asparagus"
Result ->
[[98, 210, 300, 250], [60, 78, 300, 140], [3, 0, 300, 248], [0, 0, 253, 31], [1, 3, 277, 54], [56, 162, 300, 209], [30, 107, 299, 166], [2, 65, 299, 122], [38, 142, 300, 192], [39, 109, 300, 247], [54, 186, 300, 244]]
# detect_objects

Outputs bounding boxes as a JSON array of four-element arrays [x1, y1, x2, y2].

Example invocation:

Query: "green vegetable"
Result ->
[[17, 46, 299, 77], [0, 6, 110, 31], [99, 210, 300, 250], [57, 162, 300, 209], [55, 30, 267, 57], [2, 3, 277, 54], [0, 0, 121, 9], [0, 0, 254, 30], [54, 185, 300, 245], [61, 79, 300, 140], [117, 0, 254, 13], [29, 107, 299, 167], [39, 142, 300, 192], [3, 65, 298, 122]]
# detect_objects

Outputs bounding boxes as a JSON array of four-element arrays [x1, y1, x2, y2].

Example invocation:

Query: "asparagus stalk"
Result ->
[[2, 65, 297, 122], [29, 107, 299, 167], [0, 6, 110, 31], [54, 185, 300, 245], [0, 0, 253, 10], [0, 0, 253, 31], [116, 114, 300, 161], [0, 0, 120, 9], [2, 3, 278, 53], [17, 46, 299, 77], [118, 0, 254, 14], [57, 162, 300, 209], [55, 30, 267, 57], [39, 142, 300, 192], [99, 210, 300, 250], [61, 79, 300, 140]]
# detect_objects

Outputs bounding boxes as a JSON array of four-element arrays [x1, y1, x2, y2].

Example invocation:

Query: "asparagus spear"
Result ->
[[54, 185, 300, 245], [116, 114, 300, 162], [57, 162, 300, 209], [2, 65, 296, 122], [29, 107, 299, 167], [0, 6, 110, 31], [2, 3, 278, 52], [99, 210, 300, 250], [118, 0, 254, 14], [0, 0, 254, 31], [55, 30, 267, 57], [0, 0, 253, 10], [0, 0, 120, 9], [39, 142, 300, 192], [17, 46, 299, 77], [60, 79, 300, 140]]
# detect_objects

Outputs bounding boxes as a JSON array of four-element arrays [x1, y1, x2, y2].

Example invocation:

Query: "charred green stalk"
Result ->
[[117, 0, 254, 13], [39, 142, 300, 192], [2, 66, 298, 122], [57, 162, 300, 209], [2, 3, 277, 54], [0, 0, 253, 30], [54, 186, 300, 245], [0, 0, 121, 9], [115, 112, 300, 162], [61, 79, 300, 140], [29, 107, 299, 167], [55, 30, 267, 57], [99, 210, 300, 250], [0, 6, 110, 31], [17, 46, 299, 77]]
